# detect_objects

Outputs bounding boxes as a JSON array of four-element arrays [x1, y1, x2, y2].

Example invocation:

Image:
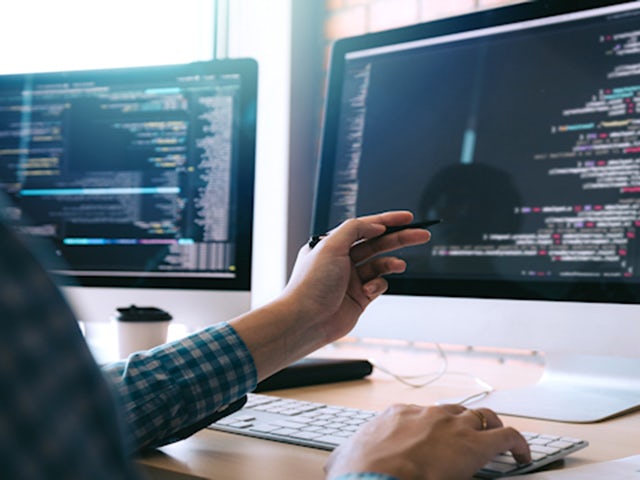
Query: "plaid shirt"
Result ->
[[0, 220, 256, 479], [103, 324, 256, 452]]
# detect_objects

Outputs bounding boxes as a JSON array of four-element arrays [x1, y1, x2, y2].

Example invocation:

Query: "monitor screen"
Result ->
[[313, 1, 640, 421], [315, 1, 640, 304], [0, 60, 257, 292]]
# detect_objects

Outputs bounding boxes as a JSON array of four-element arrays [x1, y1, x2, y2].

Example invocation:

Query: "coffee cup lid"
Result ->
[[115, 305, 172, 322]]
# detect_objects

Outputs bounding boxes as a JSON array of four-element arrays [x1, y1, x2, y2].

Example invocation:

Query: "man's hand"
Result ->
[[325, 403, 531, 480]]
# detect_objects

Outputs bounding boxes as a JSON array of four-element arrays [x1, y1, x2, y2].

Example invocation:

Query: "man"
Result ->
[[0, 209, 529, 479]]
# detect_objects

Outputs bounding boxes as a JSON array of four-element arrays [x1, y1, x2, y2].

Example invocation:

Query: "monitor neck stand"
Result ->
[[456, 353, 640, 423]]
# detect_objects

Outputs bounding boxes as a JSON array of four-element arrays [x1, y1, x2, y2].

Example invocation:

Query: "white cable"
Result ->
[[369, 342, 448, 388], [368, 343, 495, 402]]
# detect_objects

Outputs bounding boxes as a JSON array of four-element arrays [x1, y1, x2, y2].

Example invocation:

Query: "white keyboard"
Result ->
[[208, 393, 589, 478]]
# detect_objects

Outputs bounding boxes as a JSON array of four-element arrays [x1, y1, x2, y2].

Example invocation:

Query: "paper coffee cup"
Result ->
[[113, 305, 172, 358]]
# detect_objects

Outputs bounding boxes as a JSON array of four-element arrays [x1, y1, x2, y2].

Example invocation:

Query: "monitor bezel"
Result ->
[[313, 0, 640, 305], [0, 59, 257, 291]]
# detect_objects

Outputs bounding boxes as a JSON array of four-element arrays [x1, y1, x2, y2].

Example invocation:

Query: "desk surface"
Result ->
[[138, 342, 640, 479]]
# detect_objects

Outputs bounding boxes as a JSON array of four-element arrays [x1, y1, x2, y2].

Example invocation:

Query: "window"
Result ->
[[0, 0, 215, 74]]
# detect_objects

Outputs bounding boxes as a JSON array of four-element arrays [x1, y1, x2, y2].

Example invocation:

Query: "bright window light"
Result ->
[[0, 0, 214, 74]]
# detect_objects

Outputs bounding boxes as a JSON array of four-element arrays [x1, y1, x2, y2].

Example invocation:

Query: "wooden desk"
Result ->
[[138, 343, 640, 479]]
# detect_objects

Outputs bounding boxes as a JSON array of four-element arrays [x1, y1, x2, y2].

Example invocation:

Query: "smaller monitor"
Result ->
[[0, 60, 257, 330]]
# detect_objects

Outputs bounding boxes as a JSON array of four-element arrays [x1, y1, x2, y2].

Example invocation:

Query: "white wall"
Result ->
[[228, 0, 293, 307]]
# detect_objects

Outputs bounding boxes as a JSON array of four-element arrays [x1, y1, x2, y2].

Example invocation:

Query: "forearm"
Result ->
[[229, 297, 334, 381]]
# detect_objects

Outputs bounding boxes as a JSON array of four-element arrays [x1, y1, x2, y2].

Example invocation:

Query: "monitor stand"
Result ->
[[447, 353, 640, 423]]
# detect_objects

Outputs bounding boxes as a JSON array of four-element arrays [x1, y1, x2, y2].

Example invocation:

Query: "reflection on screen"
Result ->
[[320, 3, 640, 297]]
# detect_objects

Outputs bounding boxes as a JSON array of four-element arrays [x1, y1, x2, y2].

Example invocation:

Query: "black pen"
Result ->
[[383, 218, 443, 234], [308, 218, 442, 249]]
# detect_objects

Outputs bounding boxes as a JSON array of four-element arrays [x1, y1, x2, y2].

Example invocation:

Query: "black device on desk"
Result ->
[[254, 357, 373, 392]]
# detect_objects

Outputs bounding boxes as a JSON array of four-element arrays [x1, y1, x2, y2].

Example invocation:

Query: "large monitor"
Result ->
[[313, 1, 640, 422], [0, 59, 257, 335]]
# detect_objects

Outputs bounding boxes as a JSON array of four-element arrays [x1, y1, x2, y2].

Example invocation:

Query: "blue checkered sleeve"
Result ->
[[103, 322, 258, 451]]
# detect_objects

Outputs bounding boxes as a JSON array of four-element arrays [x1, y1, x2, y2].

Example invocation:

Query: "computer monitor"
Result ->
[[313, 0, 640, 422], [0, 59, 257, 335]]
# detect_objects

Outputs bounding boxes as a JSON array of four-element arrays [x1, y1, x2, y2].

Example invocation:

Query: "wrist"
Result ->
[[229, 296, 332, 381], [271, 294, 336, 352]]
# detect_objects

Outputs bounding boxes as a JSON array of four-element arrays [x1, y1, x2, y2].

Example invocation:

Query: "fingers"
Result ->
[[462, 407, 503, 431], [310, 211, 426, 257], [333, 211, 415, 245], [356, 256, 407, 283], [427, 404, 503, 431], [361, 278, 389, 300], [484, 427, 532, 465], [354, 210, 415, 228], [356, 256, 410, 301], [350, 226, 431, 265], [314, 217, 385, 254], [454, 406, 531, 465], [395, 403, 504, 432], [419, 403, 531, 453], [438, 404, 467, 415]]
